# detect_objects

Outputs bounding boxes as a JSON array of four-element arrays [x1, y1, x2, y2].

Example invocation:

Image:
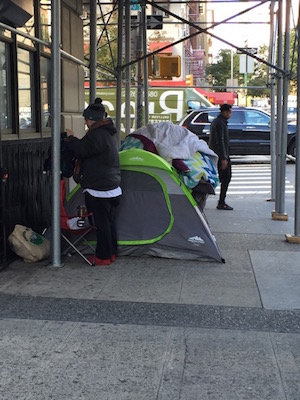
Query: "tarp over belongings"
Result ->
[[64, 149, 224, 263]]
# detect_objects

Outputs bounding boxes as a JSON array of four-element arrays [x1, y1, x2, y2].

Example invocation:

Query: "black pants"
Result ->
[[85, 192, 121, 260], [217, 159, 232, 205]]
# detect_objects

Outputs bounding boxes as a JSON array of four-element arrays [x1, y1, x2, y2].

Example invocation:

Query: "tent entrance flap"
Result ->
[[117, 170, 174, 245]]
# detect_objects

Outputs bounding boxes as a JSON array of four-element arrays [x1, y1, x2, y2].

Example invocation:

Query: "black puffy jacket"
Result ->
[[209, 114, 230, 160], [66, 118, 121, 191]]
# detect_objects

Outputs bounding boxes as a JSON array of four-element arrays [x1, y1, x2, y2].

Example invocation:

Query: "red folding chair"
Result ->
[[60, 180, 95, 266]]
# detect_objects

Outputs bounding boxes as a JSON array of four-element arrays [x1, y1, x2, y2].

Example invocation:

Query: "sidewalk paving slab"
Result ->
[[1, 171, 300, 400], [250, 250, 300, 310], [0, 319, 300, 400]]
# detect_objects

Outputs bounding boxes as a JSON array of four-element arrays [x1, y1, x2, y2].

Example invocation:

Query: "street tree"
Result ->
[[247, 44, 270, 97], [205, 49, 242, 90]]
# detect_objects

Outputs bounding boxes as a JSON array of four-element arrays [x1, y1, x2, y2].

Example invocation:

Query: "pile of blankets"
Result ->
[[120, 122, 219, 190]]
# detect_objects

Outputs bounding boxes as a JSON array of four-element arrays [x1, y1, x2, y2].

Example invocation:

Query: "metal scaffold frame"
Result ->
[[2, 0, 299, 266], [85, 0, 299, 217], [53, 0, 300, 263]]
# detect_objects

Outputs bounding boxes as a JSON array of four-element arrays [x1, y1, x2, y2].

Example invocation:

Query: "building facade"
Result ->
[[0, 0, 85, 268]]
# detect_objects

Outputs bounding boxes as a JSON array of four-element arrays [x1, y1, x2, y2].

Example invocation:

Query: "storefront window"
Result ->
[[40, 0, 51, 54], [18, 48, 35, 130], [40, 56, 51, 128], [0, 41, 12, 132]]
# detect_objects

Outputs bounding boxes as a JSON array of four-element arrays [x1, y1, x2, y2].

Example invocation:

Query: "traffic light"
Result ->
[[158, 56, 181, 78], [185, 74, 194, 86]]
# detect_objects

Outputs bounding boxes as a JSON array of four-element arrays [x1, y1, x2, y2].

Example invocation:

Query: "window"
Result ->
[[0, 0, 53, 138], [187, 100, 202, 110], [40, 0, 51, 54], [244, 110, 270, 125], [18, 48, 36, 130], [152, 2, 169, 17], [0, 41, 12, 132], [229, 110, 245, 124], [194, 112, 210, 123], [40, 56, 51, 128]]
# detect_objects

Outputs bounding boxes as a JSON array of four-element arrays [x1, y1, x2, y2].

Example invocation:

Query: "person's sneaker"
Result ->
[[217, 203, 233, 210], [110, 254, 116, 262], [88, 255, 110, 266]]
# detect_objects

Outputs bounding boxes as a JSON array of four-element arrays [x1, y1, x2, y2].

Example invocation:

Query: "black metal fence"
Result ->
[[0, 138, 52, 270]]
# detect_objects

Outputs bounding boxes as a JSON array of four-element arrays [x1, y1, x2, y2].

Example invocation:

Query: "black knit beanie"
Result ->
[[83, 97, 106, 121]]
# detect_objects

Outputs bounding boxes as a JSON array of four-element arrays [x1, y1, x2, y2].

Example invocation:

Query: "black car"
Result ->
[[178, 106, 297, 157]]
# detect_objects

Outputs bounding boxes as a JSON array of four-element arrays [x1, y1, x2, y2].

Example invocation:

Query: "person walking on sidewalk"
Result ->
[[209, 104, 233, 210], [66, 98, 122, 265]]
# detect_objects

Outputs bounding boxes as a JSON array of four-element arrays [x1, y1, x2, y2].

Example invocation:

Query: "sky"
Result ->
[[207, 0, 299, 57]]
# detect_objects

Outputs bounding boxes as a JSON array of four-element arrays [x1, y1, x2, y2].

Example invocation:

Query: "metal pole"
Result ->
[[294, 10, 300, 236], [135, 12, 143, 129], [278, 0, 291, 216], [268, 0, 276, 201], [124, 0, 131, 136], [141, 3, 149, 125], [0, 121, 7, 269], [89, 0, 97, 102], [230, 49, 233, 93], [116, 0, 124, 145], [274, 0, 283, 215], [50, 0, 63, 267]]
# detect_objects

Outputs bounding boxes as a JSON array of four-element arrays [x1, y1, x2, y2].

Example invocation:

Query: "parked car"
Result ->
[[287, 105, 297, 122], [178, 106, 297, 158]]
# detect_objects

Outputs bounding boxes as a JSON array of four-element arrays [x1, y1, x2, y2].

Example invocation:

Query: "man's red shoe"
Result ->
[[88, 255, 110, 266], [110, 254, 116, 262]]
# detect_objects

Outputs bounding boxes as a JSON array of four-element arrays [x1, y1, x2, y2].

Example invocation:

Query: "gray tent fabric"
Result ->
[[117, 167, 224, 262], [117, 171, 172, 242]]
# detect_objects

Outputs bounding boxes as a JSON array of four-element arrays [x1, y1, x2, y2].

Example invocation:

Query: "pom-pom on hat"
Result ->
[[83, 97, 106, 121]]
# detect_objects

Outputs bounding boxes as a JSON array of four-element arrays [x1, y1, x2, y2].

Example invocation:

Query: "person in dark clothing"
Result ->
[[66, 98, 122, 265], [209, 104, 233, 210]]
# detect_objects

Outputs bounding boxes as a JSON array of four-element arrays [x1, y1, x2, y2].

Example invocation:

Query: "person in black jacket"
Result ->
[[209, 104, 233, 210], [66, 98, 122, 265]]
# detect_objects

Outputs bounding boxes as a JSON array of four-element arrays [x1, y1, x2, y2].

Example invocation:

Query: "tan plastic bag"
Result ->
[[8, 224, 50, 263]]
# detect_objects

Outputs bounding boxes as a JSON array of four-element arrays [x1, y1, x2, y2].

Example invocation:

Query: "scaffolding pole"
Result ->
[[295, 9, 300, 237], [273, 0, 284, 219], [286, 7, 300, 243], [278, 0, 291, 215], [50, 0, 63, 267], [268, 0, 277, 201], [116, 0, 124, 145], [124, 0, 131, 136], [89, 0, 97, 103]]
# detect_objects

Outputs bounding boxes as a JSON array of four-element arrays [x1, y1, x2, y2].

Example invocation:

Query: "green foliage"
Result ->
[[206, 28, 298, 97], [205, 49, 242, 90], [289, 28, 298, 92], [247, 44, 270, 97], [205, 46, 271, 96]]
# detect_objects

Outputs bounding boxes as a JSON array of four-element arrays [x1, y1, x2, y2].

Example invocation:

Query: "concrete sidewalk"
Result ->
[[1, 170, 300, 399]]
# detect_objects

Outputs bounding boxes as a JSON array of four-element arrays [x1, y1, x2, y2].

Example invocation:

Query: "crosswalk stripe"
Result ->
[[214, 164, 295, 194], [226, 185, 294, 189], [234, 173, 271, 176], [214, 190, 296, 194]]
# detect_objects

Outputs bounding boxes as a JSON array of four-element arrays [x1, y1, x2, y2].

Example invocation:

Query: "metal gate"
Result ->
[[0, 138, 52, 270]]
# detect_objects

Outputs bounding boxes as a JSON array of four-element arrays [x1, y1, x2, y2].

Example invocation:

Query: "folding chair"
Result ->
[[60, 180, 95, 266]]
